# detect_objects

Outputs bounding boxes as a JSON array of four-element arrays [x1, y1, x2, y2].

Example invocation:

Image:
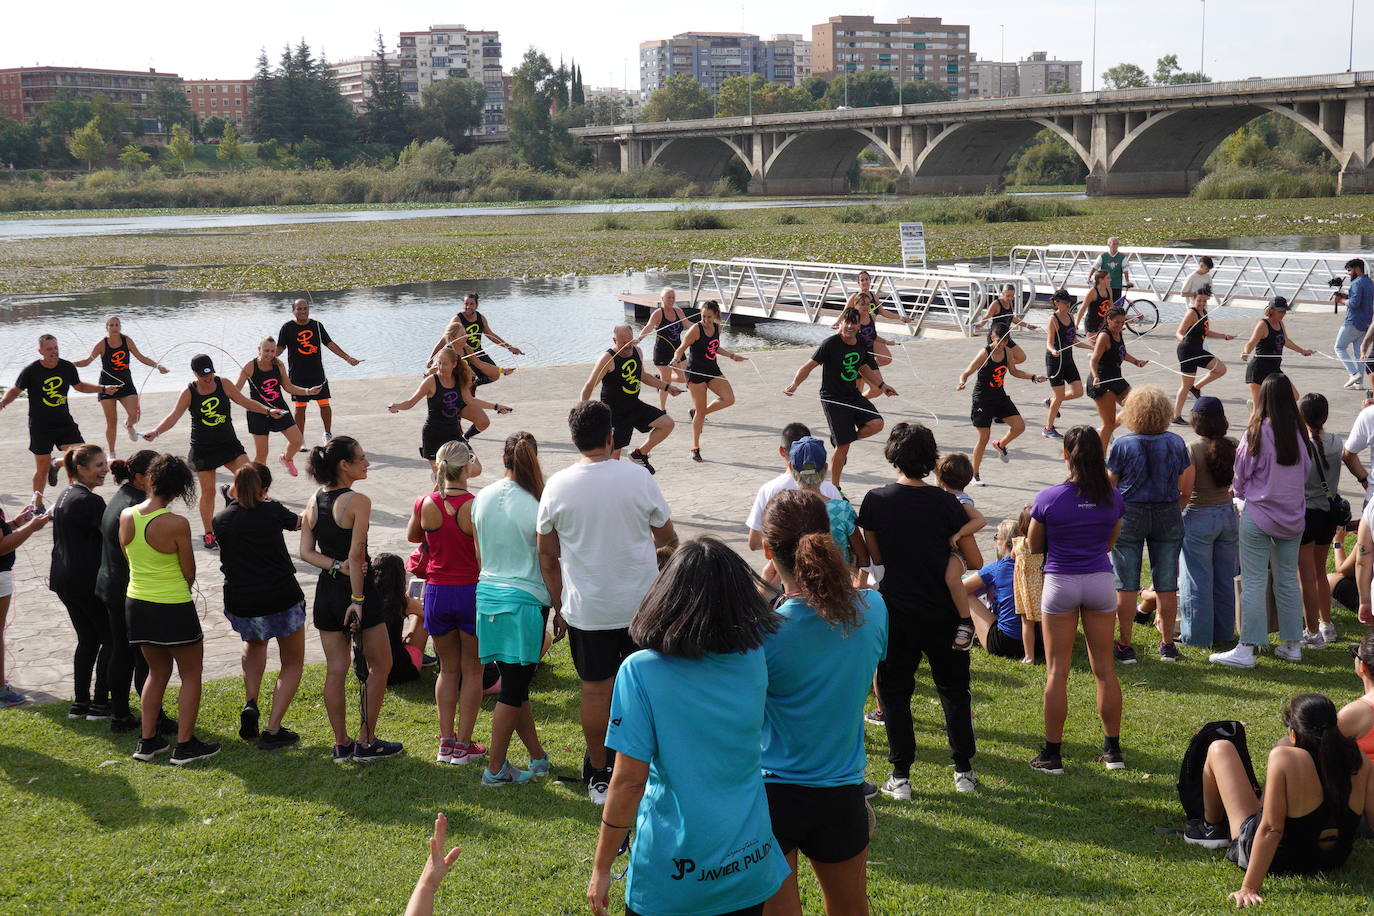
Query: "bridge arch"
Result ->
[[759, 128, 902, 195], [644, 135, 752, 185], [912, 119, 1092, 194]]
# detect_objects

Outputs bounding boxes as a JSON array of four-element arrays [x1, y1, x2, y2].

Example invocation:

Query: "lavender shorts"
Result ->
[[1042, 572, 1117, 615]]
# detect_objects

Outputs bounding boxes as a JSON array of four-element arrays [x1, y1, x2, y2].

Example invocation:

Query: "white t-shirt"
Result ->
[[1181, 271, 1211, 297], [1344, 406, 1374, 469], [536, 458, 670, 631], [745, 471, 842, 532]]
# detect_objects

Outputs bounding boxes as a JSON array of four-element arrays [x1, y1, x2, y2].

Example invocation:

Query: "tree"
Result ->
[[168, 123, 195, 172], [67, 119, 106, 170], [200, 116, 227, 140], [0, 116, 41, 168], [1153, 54, 1210, 85], [89, 94, 133, 142], [1101, 62, 1150, 89], [150, 80, 194, 134], [584, 94, 626, 126], [363, 32, 412, 149], [642, 75, 712, 122], [247, 42, 355, 156], [507, 49, 566, 170], [117, 143, 151, 170], [418, 77, 487, 150], [800, 75, 829, 101], [217, 123, 245, 168], [823, 71, 898, 108], [898, 79, 952, 103], [1007, 130, 1087, 185], [715, 74, 817, 117], [571, 64, 585, 107]]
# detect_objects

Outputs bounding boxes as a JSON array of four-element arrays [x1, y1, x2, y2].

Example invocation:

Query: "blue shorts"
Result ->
[[423, 582, 477, 637], [1111, 501, 1184, 593], [225, 601, 306, 642]]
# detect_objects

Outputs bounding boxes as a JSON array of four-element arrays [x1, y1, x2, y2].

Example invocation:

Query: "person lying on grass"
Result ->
[[406, 813, 461, 916]]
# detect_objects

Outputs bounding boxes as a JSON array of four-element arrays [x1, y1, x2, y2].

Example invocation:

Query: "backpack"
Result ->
[[1177, 720, 1261, 824]]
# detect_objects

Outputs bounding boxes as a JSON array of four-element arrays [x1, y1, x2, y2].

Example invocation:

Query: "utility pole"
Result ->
[[1351, 0, 1357, 71], [1200, 0, 1206, 76], [1091, 0, 1098, 91]]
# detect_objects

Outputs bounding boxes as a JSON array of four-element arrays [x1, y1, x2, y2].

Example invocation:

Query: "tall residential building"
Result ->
[[183, 79, 253, 129], [811, 15, 974, 100], [329, 55, 399, 112], [0, 66, 181, 131], [398, 24, 505, 134], [638, 33, 799, 101], [972, 51, 1082, 98], [771, 34, 813, 86]]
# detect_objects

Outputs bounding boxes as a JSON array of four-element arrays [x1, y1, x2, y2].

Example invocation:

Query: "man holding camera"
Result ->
[[1337, 258, 1374, 388]]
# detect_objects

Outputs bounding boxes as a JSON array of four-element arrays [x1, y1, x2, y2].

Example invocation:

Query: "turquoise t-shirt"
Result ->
[[471, 479, 550, 604], [607, 649, 788, 916], [825, 497, 857, 562], [761, 590, 888, 787]]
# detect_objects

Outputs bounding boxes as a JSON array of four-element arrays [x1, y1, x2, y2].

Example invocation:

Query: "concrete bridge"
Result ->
[[572, 71, 1374, 196]]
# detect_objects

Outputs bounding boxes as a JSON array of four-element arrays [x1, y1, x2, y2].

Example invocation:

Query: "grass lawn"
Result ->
[[3, 601, 1373, 915]]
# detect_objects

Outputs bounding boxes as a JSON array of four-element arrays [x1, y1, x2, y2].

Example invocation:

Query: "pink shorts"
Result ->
[[1042, 571, 1116, 614], [405, 645, 423, 671]]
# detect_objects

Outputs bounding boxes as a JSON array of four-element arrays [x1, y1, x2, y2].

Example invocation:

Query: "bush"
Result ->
[[1192, 168, 1337, 200], [919, 195, 1080, 224], [776, 212, 804, 225], [665, 208, 729, 230], [835, 203, 889, 224], [592, 214, 630, 230]]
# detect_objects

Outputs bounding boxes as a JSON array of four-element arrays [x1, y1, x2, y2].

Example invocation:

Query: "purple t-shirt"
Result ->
[[1030, 481, 1125, 575]]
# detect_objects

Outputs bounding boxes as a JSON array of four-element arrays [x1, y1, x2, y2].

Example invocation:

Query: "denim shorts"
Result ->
[[225, 600, 307, 642], [1112, 501, 1185, 593]]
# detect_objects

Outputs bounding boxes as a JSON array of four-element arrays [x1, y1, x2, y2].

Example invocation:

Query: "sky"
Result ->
[[3, 1, 1364, 91]]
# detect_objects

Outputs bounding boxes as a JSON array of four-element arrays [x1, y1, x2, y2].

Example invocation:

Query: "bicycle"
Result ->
[[1114, 284, 1159, 337]]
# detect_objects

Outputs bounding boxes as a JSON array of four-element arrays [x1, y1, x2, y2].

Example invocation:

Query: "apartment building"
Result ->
[[0, 66, 181, 130], [771, 34, 813, 86], [811, 15, 974, 100], [397, 24, 505, 134], [638, 32, 799, 100], [972, 51, 1082, 98], [183, 79, 252, 128], [329, 55, 400, 112]]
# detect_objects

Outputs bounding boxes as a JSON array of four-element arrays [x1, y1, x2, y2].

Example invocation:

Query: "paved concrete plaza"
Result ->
[[3, 311, 1366, 701]]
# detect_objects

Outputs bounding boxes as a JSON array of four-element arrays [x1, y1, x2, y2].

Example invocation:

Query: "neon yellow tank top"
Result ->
[[126, 507, 192, 604]]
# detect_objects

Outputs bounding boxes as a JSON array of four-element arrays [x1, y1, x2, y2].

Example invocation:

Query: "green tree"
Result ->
[[67, 119, 106, 170], [1007, 130, 1087, 185], [1153, 54, 1210, 85], [642, 74, 712, 122], [715, 75, 817, 116], [417, 77, 487, 150], [168, 123, 195, 172], [823, 71, 897, 108], [571, 64, 586, 107], [200, 116, 227, 140], [363, 32, 412, 149], [1101, 62, 1150, 89], [89, 94, 133, 141], [0, 116, 41, 168], [507, 49, 567, 170], [898, 79, 952, 103], [217, 123, 245, 168], [150, 80, 194, 134], [584, 94, 626, 126], [799, 75, 829, 101], [247, 42, 355, 156], [117, 143, 151, 170]]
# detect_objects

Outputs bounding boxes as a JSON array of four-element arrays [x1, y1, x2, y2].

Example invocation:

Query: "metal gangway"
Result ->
[[1006, 244, 1374, 310], [687, 257, 1033, 338]]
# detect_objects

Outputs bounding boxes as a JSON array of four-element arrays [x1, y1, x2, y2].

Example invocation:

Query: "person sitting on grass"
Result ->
[[1184, 693, 1370, 909], [1339, 631, 1374, 766], [961, 519, 1041, 663]]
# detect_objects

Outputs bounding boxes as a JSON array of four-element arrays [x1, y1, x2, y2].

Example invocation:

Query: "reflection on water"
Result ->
[[0, 272, 837, 393], [1174, 234, 1374, 253]]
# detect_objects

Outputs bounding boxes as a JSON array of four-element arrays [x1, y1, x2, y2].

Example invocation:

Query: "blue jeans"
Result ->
[[1334, 322, 1367, 377], [1178, 504, 1238, 646], [1237, 508, 1303, 645], [1111, 502, 1185, 592]]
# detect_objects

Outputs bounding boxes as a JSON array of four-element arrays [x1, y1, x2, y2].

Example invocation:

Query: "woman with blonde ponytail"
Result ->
[[760, 488, 888, 916]]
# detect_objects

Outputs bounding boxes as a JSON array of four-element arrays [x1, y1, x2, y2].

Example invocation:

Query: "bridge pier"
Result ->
[[1086, 168, 1202, 197], [1339, 167, 1373, 194]]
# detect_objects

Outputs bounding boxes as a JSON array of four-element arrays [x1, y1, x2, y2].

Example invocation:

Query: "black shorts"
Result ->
[[1302, 506, 1339, 545], [29, 421, 84, 455], [822, 396, 879, 447], [188, 438, 246, 472], [971, 394, 1019, 429], [1046, 351, 1081, 387], [686, 363, 723, 385], [612, 402, 666, 451], [983, 624, 1026, 659], [98, 378, 136, 401], [471, 358, 499, 387], [764, 782, 869, 863], [1177, 347, 1216, 375], [421, 424, 465, 461], [246, 410, 296, 436], [1088, 378, 1129, 401], [1245, 358, 1281, 386], [567, 625, 638, 682], [291, 379, 330, 404], [652, 338, 677, 367], [126, 597, 203, 648], [313, 569, 385, 632], [1333, 575, 1358, 612]]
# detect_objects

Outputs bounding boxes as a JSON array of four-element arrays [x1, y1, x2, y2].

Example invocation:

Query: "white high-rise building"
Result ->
[[398, 24, 505, 134]]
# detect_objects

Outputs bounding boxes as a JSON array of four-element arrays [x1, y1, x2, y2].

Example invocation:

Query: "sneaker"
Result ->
[[1189, 385, 1202, 399], [156, 711, 178, 735], [170, 736, 221, 765], [126, 425, 140, 443], [1098, 750, 1127, 770], [952, 620, 975, 651], [257, 726, 300, 750], [1113, 642, 1137, 664], [864, 708, 885, 726], [481, 761, 535, 787], [132, 735, 171, 761], [110, 714, 140, 733], [1029, 749, 1065, 775], [1171, 416, 1188, 427], [279, 454, 298, 477], [954, 770, 978, 792], [421, 653, 438, 669], [46, 461, 59, 487], [1134, 605, 1153, 625], [970, 475, 984, 487], [1274, 641, 1302, 662], [1344, 374, 1362, 390], [1042, 426, 1063, 439], [992, 440, 1009, 462], [690, 448, 703, 463], [219, 484, 232, 507], [67, 701, 90, 719], [1159, 642, 1180, 662], [1301, 631, 1327, 650], [1320, 622, 1338, 644], [861, 780, 879, 800], [239, 701, 260, 739], [84, 702, 112, 720], [1184, 819, 1231, 849], [879, 775, 912, 800], [448, 741, 487, 765], [588, 767, 612, 804], [1, 684, 29, 707], [1209, 643, 1257, 668], [529, 757, 552, 778], [628, 449, 655, 475], [331, 741, 357, 764], [436, 736, 459, 764], [354, 738, 404, 763], [203, 532, 218, 550], [1042, 397, 1052, 408], [321, 431, 333, 446], [688, 408, 696, 420]]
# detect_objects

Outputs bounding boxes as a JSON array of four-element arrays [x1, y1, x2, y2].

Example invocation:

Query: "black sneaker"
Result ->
[[257, 726, 300, 750], [1098, 750, 1127, 770], [353, 738, 404, 763], [170, 736, 221, 765], [132, 734, 171, 761], [1159, 642, 1181, 662], [47, 461, 59, 487], [860, 780, 879, 800], [1189, 386, 1202, 400], [331, 741, 356, 764], [992, 440, 1009, 462], [421, 653, 438, 668], [1113, 642, 1138, 664], [690, 448, 703, 463], [110, 715, 140, 734], [1029, 749, 1065, 775], [1183, 819, 1230, 849], [156, 711, 178, 735], [1134, 606, 1152, 625], [1171, 416, 1188, 427], [952, 620, 975, 651], [588, 767, 611, 804], [239, 701, 260, 740], [629, 449, 656, 475], [67, 702, 90, 719], [84, 703, 112, 720]]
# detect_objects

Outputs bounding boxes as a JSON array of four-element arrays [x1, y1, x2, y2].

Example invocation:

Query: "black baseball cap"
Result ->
[[1050, 288, 1077, 305], [191, 354, 215, 376], [1269, 296, 1291, 312]]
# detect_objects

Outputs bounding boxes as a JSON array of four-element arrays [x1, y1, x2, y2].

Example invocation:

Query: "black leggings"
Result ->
[[495, 660, 539, 706], [57, 589, 110, 705], [104, 594, 148, 718]]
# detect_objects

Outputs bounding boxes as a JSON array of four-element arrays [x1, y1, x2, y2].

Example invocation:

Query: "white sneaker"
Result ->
[[1274, 641, 1302, 662], [1345, 374, 1362, 389], [880, 775, 912, 800], [1209, 643, 1257, 668], [587, 770, 610, 805], [1300, 631, 1326, 650], [954, 770, 978, 793], [321, 431, 333, 446], [1320, 622, 1338, 643]]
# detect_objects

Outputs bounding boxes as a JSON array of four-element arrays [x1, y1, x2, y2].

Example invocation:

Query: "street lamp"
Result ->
[[1200, 0, 1206, 76], [1090, 0, 1098, 91]]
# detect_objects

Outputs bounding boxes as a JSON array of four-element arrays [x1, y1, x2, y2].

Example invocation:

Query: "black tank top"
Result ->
[[974, 347, 1010, 398], [1097, 331, 1126, 381], [462, 312, 486, 351], [1273, 803, 1361, 874], [1084, 289, 1111, 333], [188, 378, 237, 447], [599, 347, 643, 414], [987, 300, 1015, 338], [687, 320, 721, 377], [1051, 313, 1076, 352], [249, 360, 288, 410], [1180, 307, 1209, 353], [423, 372, 465, 438], [655, 308, 684, 346], [1256, 319, 1285, 357], [101, 334, 132, 387], [313, 487, 364, 564]]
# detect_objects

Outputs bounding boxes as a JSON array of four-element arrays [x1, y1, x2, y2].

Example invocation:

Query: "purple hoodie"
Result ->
[[1233, 420, 1311, 539]]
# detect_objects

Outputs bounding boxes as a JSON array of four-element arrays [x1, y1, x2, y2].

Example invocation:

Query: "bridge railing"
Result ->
[[1006, 244, 1374, 309], [688, 258, 993, 336]]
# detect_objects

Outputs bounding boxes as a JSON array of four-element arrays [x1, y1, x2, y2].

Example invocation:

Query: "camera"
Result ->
[[1330, 277, 1347, 312]]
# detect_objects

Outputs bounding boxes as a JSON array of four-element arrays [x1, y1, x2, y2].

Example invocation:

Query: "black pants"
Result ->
[[495, 660, 539, 706], [104, 594, 147, 718], [56, 589, 110, 705], [877, 612, 975, 776]]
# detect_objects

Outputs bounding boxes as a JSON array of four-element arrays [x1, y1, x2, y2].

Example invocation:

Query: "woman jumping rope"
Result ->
[[671, 300, 745, 463], [73, 316, 168, 459]]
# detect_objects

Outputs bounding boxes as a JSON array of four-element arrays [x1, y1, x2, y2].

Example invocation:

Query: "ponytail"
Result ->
[[434, 439, 472, 486], [1063, 426, 1112, 506], [110, 449, 157, 486], [1300, 393, 1330, 471], [1283, 693, 1362, 812], [503, 431, 544, 499], [307, 436, 360, 486], [763, 489, 860, 630], [63, 443, 104, 480]]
